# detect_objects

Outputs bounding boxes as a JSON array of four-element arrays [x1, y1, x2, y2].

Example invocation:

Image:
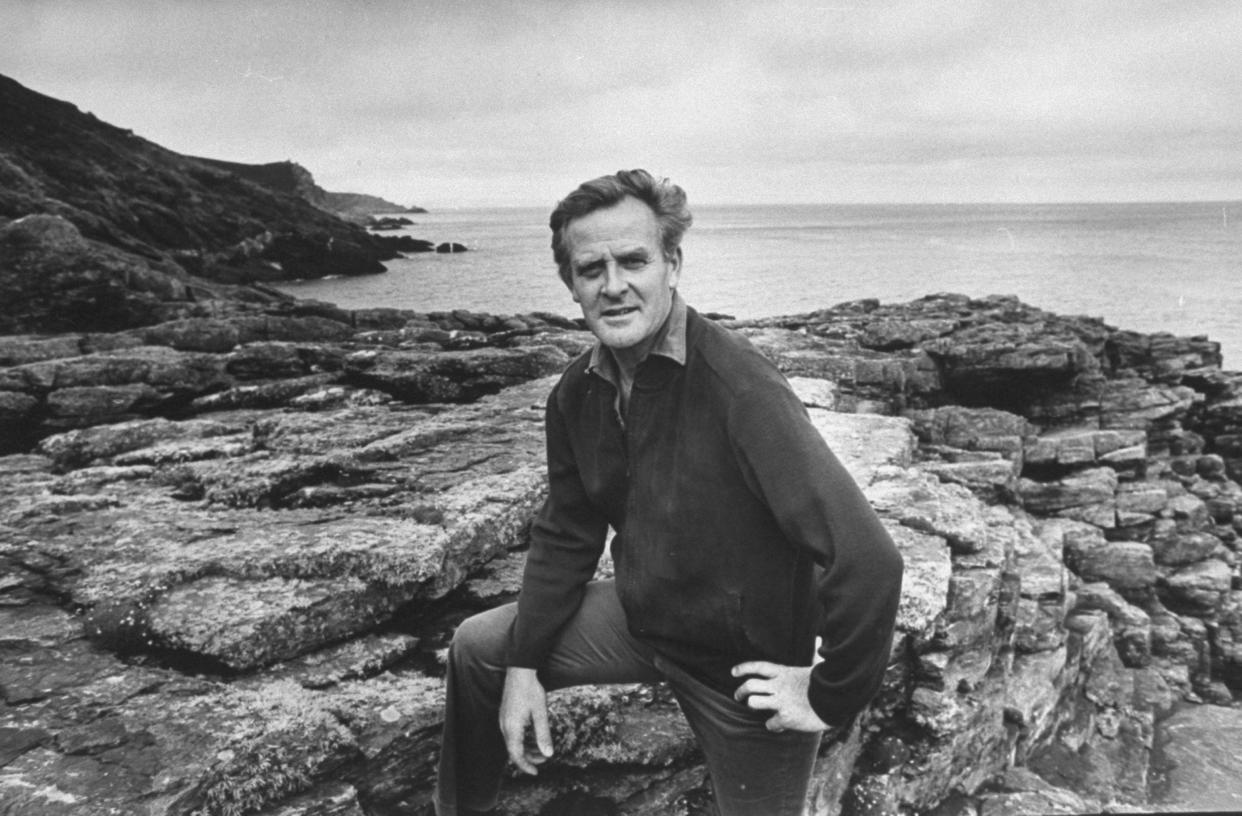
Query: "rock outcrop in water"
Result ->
[[3, 237, 1242, 814]]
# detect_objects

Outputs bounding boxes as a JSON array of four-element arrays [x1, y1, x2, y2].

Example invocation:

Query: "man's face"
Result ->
[[564, 196, 682, 361]]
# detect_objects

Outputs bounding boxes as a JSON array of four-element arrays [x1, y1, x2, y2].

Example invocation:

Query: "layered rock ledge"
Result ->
[[3, 275, 1242, 814]]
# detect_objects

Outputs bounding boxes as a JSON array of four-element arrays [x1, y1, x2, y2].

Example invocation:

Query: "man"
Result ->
[[435, 170, 903, 816]]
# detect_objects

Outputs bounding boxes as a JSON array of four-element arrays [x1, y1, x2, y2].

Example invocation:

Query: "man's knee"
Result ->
[[448, 604, 515, 674]]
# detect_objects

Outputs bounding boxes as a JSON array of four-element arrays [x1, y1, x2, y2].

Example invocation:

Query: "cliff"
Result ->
[[190, 157, 426, 223], [2, 210, 1241, 815], [0, 74, 396, 295]]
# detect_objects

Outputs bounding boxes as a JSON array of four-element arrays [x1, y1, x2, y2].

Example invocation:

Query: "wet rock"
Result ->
[[1150, 529, 1222, 566], [139, 318, 243, 353], [1161, 559, 1231, 614], [1115, 481, 1169, 527], [1017, 467, 1118, 526], [0, 334, 86, 366], [867, 470, 995, 554], [256, 782, 368, 816], [1099, 379, 1197, 432], [0, 214, 196, 335], [856, 317, 957, 350], [1024, 427, 1147, 469], [907, 404, 1029, 460], [919, 456, 1019, 503], [248, 633, 420, 690], [144, 574, 415, 671], [885, 522, 951, 639], [1072, 583, 1152, 667], [807, 409, 914, 485], [1068, 538, 1157, 594], [1217, 591, 1242, 689], [188, 373, 339, 413], [44, 382, 164, 428], [223, 342, 317, 380], [36, 415, 247, 470], [343, 345, 570, 403], [1153, 704, 1242, 812], [978, 783, 1097, 815]]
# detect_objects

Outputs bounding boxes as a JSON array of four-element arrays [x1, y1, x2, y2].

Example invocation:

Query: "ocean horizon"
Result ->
[[278, 201, 1241, 369]]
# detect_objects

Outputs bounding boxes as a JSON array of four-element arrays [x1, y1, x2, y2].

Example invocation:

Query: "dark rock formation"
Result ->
[[435, 242, 468, 254], [0, 73, 394, 286], [373, 235, 435, 254], [0, 214, 200, 334], [368, 217, 415, 231]]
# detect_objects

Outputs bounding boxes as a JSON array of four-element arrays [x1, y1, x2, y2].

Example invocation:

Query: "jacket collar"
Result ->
[[586, 291, 688, 387]]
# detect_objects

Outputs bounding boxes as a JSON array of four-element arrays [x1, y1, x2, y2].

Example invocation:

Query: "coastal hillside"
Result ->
[[190, 157, 427, 223], [0, 73, 395, 291]]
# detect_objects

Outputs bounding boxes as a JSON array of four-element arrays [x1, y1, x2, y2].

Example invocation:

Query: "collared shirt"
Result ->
[[585, 292, 688, 425]]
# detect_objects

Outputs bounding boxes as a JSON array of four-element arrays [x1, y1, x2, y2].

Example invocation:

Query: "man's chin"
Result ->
[[587, 323, 643, 350]]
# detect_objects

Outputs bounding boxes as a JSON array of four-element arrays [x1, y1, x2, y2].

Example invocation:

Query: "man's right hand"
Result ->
[[499, 667, 554, 775]]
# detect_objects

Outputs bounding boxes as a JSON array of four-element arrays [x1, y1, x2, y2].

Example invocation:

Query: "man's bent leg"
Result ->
[[657, 657, 821, 816], [435, 580, 659, 816], [435, 604, 511, 816]]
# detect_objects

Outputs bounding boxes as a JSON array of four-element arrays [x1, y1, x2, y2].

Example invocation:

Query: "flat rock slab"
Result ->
[[805, 408, 914, 487], [1153, 703, 1242, 811]]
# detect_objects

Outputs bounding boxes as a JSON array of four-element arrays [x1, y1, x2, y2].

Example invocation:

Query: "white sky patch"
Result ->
[[2, 0, 1240, 205]]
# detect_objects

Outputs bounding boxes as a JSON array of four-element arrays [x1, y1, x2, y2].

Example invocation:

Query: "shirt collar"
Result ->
[[587, 291, 688, 385]]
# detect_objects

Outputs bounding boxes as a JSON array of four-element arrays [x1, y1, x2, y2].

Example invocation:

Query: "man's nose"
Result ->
[[601, 264, 628, 297]]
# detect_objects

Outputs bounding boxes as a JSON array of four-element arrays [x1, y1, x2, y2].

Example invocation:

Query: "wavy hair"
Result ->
[[549, 169, 692, 285]]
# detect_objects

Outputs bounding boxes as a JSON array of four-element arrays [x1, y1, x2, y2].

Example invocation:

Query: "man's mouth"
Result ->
[[600, 306, 639, 318]]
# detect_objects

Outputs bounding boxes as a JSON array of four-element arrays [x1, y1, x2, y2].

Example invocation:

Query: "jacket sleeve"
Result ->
[[729, 381, 904, 727], [507, 379, 609, 669]]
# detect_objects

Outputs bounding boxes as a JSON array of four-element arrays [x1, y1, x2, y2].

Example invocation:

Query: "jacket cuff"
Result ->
[[806, 664, 876, 728]]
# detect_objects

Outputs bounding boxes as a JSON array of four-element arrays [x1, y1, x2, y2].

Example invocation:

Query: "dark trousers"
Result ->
[[434, 580, 821, 816]]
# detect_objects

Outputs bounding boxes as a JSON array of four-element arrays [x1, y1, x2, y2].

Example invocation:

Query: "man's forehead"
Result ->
[[565, 199, 660, 254], [569, 238, 653, 261]]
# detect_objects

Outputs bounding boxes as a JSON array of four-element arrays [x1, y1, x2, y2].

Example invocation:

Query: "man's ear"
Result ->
[[668, 247, 683, 290]]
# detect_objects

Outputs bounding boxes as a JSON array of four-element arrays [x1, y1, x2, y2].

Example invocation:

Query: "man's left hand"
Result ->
[[731, 661, 830, 733]]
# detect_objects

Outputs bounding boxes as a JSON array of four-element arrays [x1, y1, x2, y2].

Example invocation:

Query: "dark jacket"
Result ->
[[509, 305, 904, 726]]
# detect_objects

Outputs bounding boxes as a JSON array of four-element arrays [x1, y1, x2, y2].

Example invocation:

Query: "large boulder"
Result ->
[[0, 215, 198, 333]]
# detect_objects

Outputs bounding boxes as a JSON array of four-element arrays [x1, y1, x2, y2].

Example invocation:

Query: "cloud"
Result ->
[[2, 0, 1240, 204]]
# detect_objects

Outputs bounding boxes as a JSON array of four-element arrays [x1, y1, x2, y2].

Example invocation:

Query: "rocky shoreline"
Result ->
[[3, 207, 1242, 813]]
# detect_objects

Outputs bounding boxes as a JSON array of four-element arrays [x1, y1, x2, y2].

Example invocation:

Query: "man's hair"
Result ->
[[549, 169, 693, 285]]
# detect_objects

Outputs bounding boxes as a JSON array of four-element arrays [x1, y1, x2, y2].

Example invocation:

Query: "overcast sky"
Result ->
[[5, 0, 1242, 207]]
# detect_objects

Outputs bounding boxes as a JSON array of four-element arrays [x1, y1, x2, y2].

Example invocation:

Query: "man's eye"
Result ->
[[620, 257, 648, 269], [574, 264, 603, 279]]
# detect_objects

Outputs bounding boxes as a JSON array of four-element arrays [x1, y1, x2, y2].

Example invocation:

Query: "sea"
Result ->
[[277, 202, 1242, 369]]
